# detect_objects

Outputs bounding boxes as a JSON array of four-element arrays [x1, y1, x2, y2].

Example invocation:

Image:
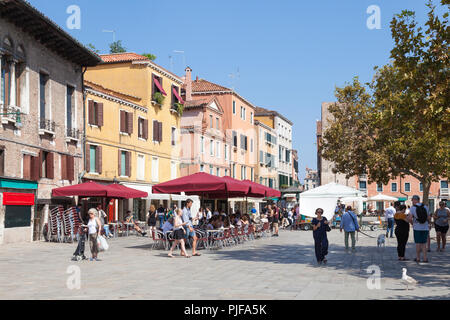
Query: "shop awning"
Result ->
[[149, 193, 171, 200], [172, 87, 184, 104], [153, 77, 167, 96], [107, 183, 148, 199]]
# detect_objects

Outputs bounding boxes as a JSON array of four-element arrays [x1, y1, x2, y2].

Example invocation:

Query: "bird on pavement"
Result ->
[[401, 268, 417, 290]]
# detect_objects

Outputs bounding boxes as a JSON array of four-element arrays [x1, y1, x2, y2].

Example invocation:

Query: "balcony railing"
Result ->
[[66, 127, 80, 140], [1, 105, 20, 125], [440, 188, 449, 197], [39, 118, 56, 133]]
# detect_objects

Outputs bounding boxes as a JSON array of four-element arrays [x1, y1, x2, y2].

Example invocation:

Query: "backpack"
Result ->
[[414, 204, 428, 224]]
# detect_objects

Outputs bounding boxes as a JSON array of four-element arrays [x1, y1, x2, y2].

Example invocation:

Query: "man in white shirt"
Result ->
[[409, 195, 431, 262], [206, 208, 212, 221], [384, 203, 396, 238]]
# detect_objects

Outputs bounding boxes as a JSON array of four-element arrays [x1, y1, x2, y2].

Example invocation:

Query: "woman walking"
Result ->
[[147, 205, 158, 237], [168, 209, 190, 258], [394, 204, 410, 261], [433, 201, 450, 252], [312, 208, 329, 265], [87, 208, 102, 261]]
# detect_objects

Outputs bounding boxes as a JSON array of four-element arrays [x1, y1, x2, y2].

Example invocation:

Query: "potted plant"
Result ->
[[153, 92, 165, 106], [173, 102, 184, 116]]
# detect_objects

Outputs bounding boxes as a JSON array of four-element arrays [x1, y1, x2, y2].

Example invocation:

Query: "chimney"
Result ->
[[185, 67, 192, 101]]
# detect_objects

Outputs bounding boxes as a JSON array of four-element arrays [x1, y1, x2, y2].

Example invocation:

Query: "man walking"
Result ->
[[408, 195, 431, 263], [340, 206, 360, 252], [182, 199, 201, 256], [157, 204, 165, 228], [385, 202, 396, 238]]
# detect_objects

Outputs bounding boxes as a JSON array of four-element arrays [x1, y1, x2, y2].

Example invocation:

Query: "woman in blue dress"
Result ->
[[312, 208, 330, 265]]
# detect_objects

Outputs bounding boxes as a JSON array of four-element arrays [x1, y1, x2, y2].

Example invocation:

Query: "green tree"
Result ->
[[320, 1, 449, 204], [86, 43, 100, 54], [109, 40, 126, 53], [142, 53, 157, 61]]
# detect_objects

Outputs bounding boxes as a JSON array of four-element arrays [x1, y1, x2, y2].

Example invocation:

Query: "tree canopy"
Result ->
[[109, 40, 126, 53], [320, 0, 449, 203]]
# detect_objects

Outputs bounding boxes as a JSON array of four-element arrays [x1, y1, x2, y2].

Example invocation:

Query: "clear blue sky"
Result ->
[[30, 0, 434, 181]]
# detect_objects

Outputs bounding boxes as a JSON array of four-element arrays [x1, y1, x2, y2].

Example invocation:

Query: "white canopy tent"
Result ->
[[367, 193, 398, 202], [299, 183, 364, 220]]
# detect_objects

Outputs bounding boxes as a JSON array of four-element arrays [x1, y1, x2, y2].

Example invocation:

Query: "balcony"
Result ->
[[65, 127, 80, 142], [1, 105, 21, 126], [39, 118, 56, 137], [440, 188, 449, 198]]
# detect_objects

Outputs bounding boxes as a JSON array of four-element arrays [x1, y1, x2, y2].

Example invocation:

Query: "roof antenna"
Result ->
[[169, 55, 173, 71], [228, 67, 240, 92]]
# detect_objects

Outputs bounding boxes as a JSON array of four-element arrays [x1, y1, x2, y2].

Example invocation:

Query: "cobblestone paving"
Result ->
[[0, 228, 448, 300]]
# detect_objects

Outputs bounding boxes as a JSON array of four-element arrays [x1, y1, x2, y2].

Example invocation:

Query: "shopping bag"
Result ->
[[97, 235, 109, 251]]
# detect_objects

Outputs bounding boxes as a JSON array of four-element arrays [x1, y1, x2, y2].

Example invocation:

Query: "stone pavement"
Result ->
[[0, 228, 449, 300]]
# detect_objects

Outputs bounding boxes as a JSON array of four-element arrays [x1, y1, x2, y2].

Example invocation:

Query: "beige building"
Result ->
[[0, 0, 100, 244]]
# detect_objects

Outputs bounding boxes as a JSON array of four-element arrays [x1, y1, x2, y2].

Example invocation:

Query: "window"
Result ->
[[359, 181, 367, 190], [216, 168, 220, 176], [250, 139, 253, 153], [171, 127, 176, 146], [441, 180, 449, 189], [209, 165, 213, 175], [240, 106, 244, 119], [250, 168, 254, 182], [224, 144, 228, 160], [171, 85, 181, 108], [224, 169, 228, 176], [39, 72, 48, 121], [66, 85, 75, 131], [171, 161, 177, 180], [200, 164, 204, 172], [405, 183, 411, 192], [210, 139, 214, 156], [279, 146, 283, 162], [232, 164, 236, 178], [232, 101, 236, 114], [232, 131, 237, 147], [137, 155, 145, 180], [1, 56, 11, 106], [243, 107, 246, 120], [23, 154, 39, 181], [120, 110, 133, 134], [216, 117, 219, 130], [216, 141, 220, 158], [377, 183, 383, 192], [285, 150, 291, 163], [88, 100, 104, 127], [152, 74, 165, 98], [210, 115, 213, 128], [419, 183, 423, 192], [152, 120, 162, 142], [151, 157, 159, 182], [241, 166, 244, 180], [138, 118, 148, 139], [391, 183, 397, 192], [200, 136, 204, 153], [240, 135, 248, 151], [120, 151, 127, 177], [250, 112, 253, 124]]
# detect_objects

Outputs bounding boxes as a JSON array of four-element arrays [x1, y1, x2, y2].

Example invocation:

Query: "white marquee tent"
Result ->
[[299, 183, 365, 220]]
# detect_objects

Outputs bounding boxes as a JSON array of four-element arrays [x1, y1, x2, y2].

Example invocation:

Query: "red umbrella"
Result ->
[[152, 172, 249, 197], [223, 177, 265, 198], [243, 180, 281, 198], [106, 184, 148, 199], [52, 181, 109, 197]]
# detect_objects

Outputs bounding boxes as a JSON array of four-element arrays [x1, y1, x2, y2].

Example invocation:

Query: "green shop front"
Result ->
[[0, 178, 37, 244]]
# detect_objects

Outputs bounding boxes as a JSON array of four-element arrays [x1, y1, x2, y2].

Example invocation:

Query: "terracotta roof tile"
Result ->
[[100, 52, 150, 63], [191, 79, 231, 93]]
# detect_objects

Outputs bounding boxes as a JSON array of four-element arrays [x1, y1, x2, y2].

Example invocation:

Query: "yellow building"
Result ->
[[84, 53, 183, 220]]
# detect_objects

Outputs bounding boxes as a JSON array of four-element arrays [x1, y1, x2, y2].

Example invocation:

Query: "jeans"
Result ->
[[158, 216, 164, 228], [345, 231, 356, 250], [103, 225, 113, 237], [386, 218, 394, 237]]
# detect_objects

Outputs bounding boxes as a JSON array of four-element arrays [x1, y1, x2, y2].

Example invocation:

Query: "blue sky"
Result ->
[[29, 0, 434, 181]]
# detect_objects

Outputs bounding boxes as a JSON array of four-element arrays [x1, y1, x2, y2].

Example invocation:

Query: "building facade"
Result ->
[[0, 0, 100, 244], [303, 167, 319, 191], [255, 120, 278, 188], [255, 107, 294, 189], [84, 53, 183, 219], [182, 70, 257, 182], [317, 102, 447, 211]]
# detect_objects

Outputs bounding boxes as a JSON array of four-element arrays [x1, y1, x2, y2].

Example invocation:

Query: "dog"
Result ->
[[377, 234, 386, 247]]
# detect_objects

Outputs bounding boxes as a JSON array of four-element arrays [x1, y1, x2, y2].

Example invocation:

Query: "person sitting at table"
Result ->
[[162, 217, 174, 235], [241, 215, 250, 226], [124, 210, 147, 237]]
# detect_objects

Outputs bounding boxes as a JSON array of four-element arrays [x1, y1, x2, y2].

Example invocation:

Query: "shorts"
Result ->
[[272, 222, 279, 228], [184, 226, 196, 238], [173, 229, 185, 240], [148, 219, 156, 227], [413, 230, 429, 244], [435, 224, 449, 234]]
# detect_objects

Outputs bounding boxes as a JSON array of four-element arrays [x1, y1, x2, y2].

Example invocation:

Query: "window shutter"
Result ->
[[127, 112, 133, 134], [143, 119, 148, 140], [158, 122, 162, 142], [96, 146, 102, 174], [61, 155, 67, 180], [118, 150, 121, 176], [153, 120, 157, 141], [245, 136, 248, 151], [38, 150, 43, 178], [68, 156, 74, 182], [85, 144, 90, 172], [88, 100, 94, 125], [31, 156, 40, 181], [46, 152, 54, 179], [120, 110, 126, 133], [125, 151, 131, 177], [97, 103, 103, 127]]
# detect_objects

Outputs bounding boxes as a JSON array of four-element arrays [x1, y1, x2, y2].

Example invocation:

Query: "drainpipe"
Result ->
[[81, 67, 87, 180]]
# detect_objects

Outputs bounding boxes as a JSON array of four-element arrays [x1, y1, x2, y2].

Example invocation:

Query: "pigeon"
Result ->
[[401, 268, 417, 290], [377, 234, 386, 248]]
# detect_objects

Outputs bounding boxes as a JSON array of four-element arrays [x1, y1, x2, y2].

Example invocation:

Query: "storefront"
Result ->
[[0, 178, 38, 244]]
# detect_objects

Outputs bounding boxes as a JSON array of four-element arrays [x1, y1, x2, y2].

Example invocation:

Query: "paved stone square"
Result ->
[[0, 228, 449, 300]]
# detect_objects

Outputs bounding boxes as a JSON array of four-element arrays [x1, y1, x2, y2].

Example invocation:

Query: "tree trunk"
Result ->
[[421, 178, 431, 206]]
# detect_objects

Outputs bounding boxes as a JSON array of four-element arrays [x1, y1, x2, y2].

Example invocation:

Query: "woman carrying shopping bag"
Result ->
[[87, 208, 102, 261]]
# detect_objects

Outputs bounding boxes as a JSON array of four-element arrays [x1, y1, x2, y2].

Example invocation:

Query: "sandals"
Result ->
[[168, 253, 174, 258], [192, 253, 201, 257]]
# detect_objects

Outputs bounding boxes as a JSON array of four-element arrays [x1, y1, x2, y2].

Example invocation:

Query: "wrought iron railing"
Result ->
[[39, 118, 56, 132], [66, 127, 80, 139]]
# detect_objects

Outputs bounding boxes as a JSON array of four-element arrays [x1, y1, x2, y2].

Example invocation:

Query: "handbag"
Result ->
[[97, 235, 109, 251]]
